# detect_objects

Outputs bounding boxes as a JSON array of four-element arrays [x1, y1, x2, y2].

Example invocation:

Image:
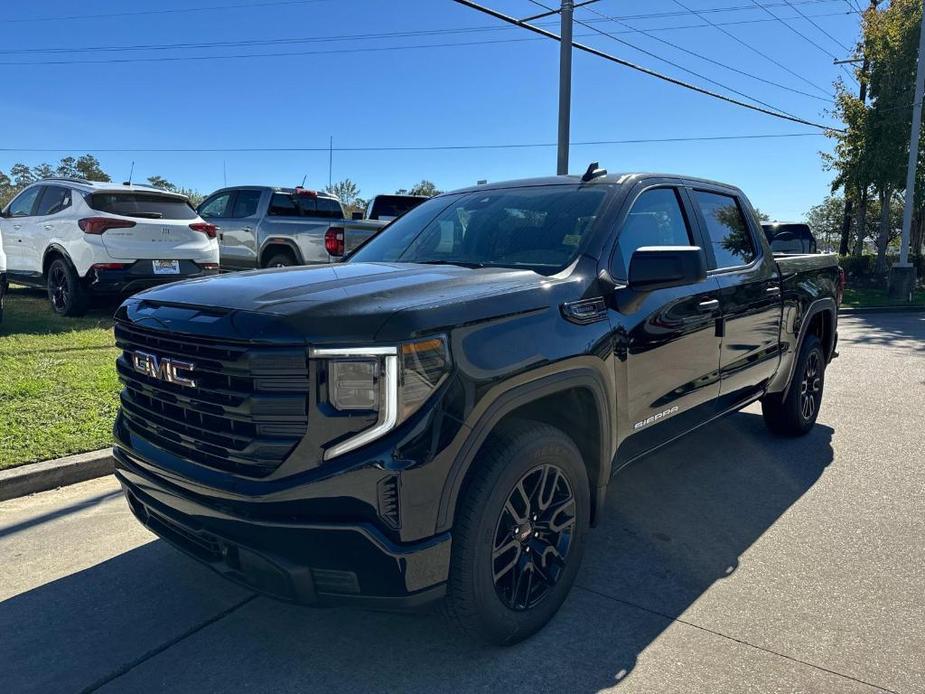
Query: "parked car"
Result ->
[[762, 221, 817, 254], [0, 226, 6, 323], [112, 169, 840, 645], [330, 194, 430, 258], [0, 178, 219, 316], [198, 185, 357, 269]]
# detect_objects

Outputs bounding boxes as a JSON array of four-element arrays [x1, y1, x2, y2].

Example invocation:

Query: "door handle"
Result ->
[[242, 226, 253, 232], [766, 285, 781, 295], [698, 299, 720, 312], [44, 224, 53, 230]]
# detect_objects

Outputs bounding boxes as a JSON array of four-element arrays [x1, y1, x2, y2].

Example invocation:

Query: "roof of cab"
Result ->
[[449, 171, 745, 195]]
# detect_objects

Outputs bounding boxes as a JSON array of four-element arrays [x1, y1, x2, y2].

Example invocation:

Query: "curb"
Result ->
[[0, 448, 114, 502], [839, 305, 925, 315]]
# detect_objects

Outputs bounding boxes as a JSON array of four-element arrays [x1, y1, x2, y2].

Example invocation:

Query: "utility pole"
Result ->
[[328, 136, 333, 189], [890, 4, 925, 300], [557, 0, 573, 176], [838, 0, 878, 257]]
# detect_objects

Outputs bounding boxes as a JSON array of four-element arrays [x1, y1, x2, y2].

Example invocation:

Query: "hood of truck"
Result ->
[[119, 262, 576, 343]]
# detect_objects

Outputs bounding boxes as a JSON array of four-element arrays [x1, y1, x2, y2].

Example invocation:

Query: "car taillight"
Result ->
[[325, 227, 345, 256], [200, 263, 220, 271], [90, 263, 127, 270], [79, 217, 136, 235], [189, 222, 218, 239], [837, 267, 846, 306]]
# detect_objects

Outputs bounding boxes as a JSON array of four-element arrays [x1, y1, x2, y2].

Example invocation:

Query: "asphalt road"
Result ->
[[1, 313, 923, 694]]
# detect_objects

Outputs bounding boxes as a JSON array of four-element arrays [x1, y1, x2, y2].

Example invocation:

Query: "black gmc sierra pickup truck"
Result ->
[[112, 169, 840, 645]]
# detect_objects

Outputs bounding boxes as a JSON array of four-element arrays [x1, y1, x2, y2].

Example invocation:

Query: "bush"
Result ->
[[838, 254, 925, 288]]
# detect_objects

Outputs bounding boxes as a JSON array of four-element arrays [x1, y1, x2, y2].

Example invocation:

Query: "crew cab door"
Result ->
[[606, 184, 722, 462], [1, 186, 43, 275], [688, 188, 782, 407], [199, 190, 260, 270]]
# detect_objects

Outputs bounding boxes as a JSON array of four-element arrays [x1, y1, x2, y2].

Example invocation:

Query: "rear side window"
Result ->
[[36, 186, 71, 216], [693, 191, 756, 268], [7, 187, 41, 217], [88, 192, 197, 220], [268, 192, 343, 219], [614, 187, 691, 278], [231, 190, 261, 218]]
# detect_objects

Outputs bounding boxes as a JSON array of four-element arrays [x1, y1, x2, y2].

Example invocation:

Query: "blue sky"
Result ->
[[0, 0, 862, 219]]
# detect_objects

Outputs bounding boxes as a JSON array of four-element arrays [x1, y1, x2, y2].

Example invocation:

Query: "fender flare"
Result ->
[[259, 238, 305, 267], [435, 367, 614, 533], [779, 297, 836, 397], [42, 243, 78, 277]]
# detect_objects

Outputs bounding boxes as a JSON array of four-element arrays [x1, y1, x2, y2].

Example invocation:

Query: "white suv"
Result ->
[[0, 225, 7, 323], [0, 178, 219, 316]]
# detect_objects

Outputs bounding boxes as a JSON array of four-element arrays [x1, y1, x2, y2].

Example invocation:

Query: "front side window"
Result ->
[[198, 192, 233, 219], [7, 187, 41, 217], [350, 185, 609, 275], [693, 190, 756, 268], [36, 186, 71, 216], [614, 187, 691, 278]]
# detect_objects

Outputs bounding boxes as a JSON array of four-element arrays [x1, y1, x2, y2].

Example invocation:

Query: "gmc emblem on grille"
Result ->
[[131, 351, 196, 388]]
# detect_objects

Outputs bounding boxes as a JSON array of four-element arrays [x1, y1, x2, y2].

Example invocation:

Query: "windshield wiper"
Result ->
[[413, 260, 487, 269]]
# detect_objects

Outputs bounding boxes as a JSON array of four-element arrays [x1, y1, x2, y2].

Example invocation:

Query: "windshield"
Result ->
[[349, 185, 609, 275]]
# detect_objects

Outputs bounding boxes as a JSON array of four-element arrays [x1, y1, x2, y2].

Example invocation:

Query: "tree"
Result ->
[[806, 195, 846, 252], [73, 154, 110, 182], [324, 178, 362, 214], [146, 175, 205, 206], [752, 208, 771, 222], [397, 180, 442, 197]]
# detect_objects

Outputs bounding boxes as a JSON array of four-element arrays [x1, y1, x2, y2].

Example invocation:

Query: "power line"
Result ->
[[781, 0, 853, 52], [527, 0, 810, 118], [747, 0, 858, 82], [3, 0, 335, 24], [0, 10, 862, 58], [452, 0, 840, 132], [578, 2, 833, 103], [0, 0, 851, 24], [670, 0, 833, 97], [0, 132, 825, 154]]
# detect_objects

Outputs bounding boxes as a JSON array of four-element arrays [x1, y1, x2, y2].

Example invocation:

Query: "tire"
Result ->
[[46, 258, 89, 317], [443, 420, 590, 646], [263, 251, 296, 268], [761, 333, 825, 436]]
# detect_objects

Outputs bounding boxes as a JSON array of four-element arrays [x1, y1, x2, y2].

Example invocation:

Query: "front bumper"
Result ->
[[88, 260, 218, 295], [113, 446, 451, 609]]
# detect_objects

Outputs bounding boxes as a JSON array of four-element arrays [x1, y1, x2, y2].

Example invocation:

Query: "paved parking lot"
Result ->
[[1, 313, 923, 694]]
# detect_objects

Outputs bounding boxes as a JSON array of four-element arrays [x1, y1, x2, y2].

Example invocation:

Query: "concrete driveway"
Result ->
[[1, 313, 923, 693]]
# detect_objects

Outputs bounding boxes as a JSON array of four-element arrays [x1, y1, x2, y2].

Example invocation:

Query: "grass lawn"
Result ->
[[842, 286, 925, 308], [0, 286, 121, 470]]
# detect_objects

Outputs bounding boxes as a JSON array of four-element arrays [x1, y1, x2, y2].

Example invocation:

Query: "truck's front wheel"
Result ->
[[761, 333, 825, 436], [444, 421, 590, 645]]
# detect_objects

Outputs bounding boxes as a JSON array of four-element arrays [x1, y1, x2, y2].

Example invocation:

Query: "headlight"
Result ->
[[310, 337, 450, 460]]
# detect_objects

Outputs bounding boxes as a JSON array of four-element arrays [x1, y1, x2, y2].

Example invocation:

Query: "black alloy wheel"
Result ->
[[492, 464, 576, 611]]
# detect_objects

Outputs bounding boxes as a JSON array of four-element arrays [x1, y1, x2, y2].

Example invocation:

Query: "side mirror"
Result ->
[[628, 246, 706, 292], [352, 211, 363, 220]]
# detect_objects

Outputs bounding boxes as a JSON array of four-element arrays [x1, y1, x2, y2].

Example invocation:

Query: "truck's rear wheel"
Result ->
[[761, 333, 825, 436], [444, 421, 590, 645], [47, 258, 89, 317], [263, 250, 296, 268]]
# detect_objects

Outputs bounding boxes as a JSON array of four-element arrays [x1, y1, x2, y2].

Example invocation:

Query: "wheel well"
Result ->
[[260, 243, 298, 267], [456, 387, 604, 526], [805, 308, 834, 360], [42, 249, 65, 278]]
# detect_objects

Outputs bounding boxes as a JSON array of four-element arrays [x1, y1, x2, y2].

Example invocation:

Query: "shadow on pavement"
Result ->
[[0, 412, 834, 693], [838, 312, 925, 352]]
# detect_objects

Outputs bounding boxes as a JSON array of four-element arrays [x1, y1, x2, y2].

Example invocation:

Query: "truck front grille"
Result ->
[[115, 322, 309, 478]]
